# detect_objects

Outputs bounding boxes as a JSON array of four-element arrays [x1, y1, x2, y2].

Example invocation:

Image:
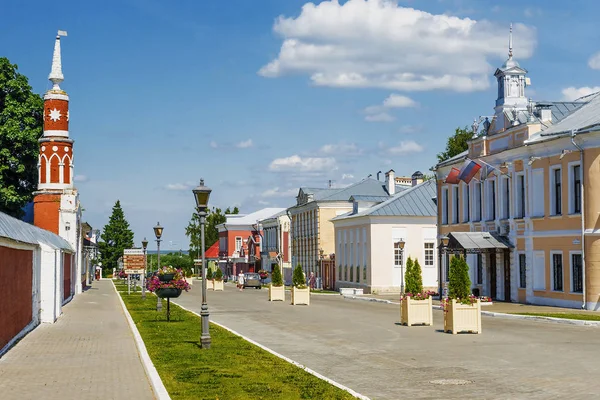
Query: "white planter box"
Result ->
[[213, 280, 224, 291], [400, 296, 433, 326], [443, 299, 482, 334], [291, 286, 310, 305], [269, 285, 285, 301], [353, 288, 364, 295], [339, 288, 354, 296], [206, 280, 214, 290]]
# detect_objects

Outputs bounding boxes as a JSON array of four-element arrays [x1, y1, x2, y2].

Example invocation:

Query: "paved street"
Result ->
[[175, 284, 600, 400], [0, 280, 155, 400]]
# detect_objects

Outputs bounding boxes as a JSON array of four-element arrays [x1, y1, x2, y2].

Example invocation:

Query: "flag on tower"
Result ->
[[458, 159, 482, 184], [445, 167, 461, 184]]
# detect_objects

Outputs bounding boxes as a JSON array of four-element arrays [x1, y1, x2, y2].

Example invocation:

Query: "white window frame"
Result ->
[[550, 251, 564, 292], [441, 187, 449, 225], [568, 161, 582, 215], [515, 172, 526, 219], [452, 185, 459, 224], [518, 252, 526, 289], [550, 166, 562, 216], [486, 178, 497, 221], [569, 250, 583, 294], [501, 175, 510, 220], [235, 236, 242, 252], [472, 181, 482, 222], [462, 183, 470, 223], [531, 168, 545, 217], [424, 242, 435, 267]]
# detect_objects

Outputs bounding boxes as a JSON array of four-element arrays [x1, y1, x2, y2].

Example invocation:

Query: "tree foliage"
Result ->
[[292, 264, 306, 288], [214, 268, 223, 281], [147, 252, 194, 276], [99, 200, 134, 271], [206, 268, 214, 280], [405, 258, 424, 294], [436, 126, 472, 163], [0, 57, 44, 217], [185, 206, 240, 258], [271, 264, 283, 287], [448, 256, 471, 299]]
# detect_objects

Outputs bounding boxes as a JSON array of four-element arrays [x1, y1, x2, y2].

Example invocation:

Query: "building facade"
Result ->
[[434, 32, 600, 310], [332, 178, 437, 293], [259, 211, 292, 283]]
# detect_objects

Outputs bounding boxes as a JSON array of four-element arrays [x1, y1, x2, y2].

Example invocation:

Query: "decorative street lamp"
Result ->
[[440, 235, 450, 298], [193, 178, 212, 349], [142, 237, 148, 300], [154, 222, 164, 311], [394, 239, 406, 294]]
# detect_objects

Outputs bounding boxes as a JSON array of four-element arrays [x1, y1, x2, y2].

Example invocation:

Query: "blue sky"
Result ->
[[3, 0, 600, 250]]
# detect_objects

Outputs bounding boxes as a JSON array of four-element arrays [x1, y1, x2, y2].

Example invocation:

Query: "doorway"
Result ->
[[504, 250, 511, 302], [489, 252, 497, 299]]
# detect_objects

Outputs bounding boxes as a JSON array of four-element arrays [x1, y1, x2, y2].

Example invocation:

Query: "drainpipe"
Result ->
[[571, 130, 586, 309]]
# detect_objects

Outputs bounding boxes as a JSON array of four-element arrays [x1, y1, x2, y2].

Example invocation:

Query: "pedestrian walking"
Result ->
[[238, 272, 245, 291]]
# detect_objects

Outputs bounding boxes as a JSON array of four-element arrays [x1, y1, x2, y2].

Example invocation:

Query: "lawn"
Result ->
[[115, 282, 356, 400], [512, 312, 600, 321]]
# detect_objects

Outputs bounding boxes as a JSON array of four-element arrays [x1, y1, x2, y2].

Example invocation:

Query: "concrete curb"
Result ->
[[344, 295, 600, 327], [112, 282, 171, 400], [172, 301, 371, 400]]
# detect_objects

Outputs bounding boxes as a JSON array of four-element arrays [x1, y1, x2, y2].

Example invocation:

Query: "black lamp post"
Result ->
[[394, 239, 406, 294], [193, 178, 212, 349], [142, 237, 148, 300], [440, 235, 450, 298], [154, 222, 164, 311]]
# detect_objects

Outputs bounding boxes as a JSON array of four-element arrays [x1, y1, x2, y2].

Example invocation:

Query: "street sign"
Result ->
[[123, 248, 145, 271]]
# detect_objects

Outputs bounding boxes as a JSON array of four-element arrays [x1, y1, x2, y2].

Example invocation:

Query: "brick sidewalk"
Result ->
[[0, 280, 155, 400]]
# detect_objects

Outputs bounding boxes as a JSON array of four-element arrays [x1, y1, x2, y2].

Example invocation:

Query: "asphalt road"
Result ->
[[174, 284, 600, 400]]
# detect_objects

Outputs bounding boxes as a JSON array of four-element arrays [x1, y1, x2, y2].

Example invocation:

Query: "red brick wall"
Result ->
[[63, 253, 72, 301], [33, 194, 60, 234], [0, 246, 33, 351]]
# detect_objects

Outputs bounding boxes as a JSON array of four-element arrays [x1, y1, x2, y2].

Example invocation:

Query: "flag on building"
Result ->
[[458, 159, 482, 184], [445, 167, 461, 184], [479, 162, 493, 181]]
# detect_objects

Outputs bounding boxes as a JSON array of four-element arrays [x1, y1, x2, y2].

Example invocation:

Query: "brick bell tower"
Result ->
[[33, 31, 82, 290]]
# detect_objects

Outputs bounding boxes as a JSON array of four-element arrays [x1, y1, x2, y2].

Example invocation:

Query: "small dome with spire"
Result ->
[[412, 171, 424, 179]]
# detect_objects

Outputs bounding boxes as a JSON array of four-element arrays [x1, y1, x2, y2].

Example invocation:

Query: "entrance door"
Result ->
[[489, 253, 497, 299], [504, 250, 511, 302]]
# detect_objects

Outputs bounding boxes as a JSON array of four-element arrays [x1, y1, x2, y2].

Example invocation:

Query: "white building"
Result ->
[[259, 210, 292, 283], [332, 178, 438, 294]]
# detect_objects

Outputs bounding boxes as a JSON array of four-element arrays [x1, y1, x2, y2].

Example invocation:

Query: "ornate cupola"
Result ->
[[493, 24, 529, 132], [38, 30, 73, 190]]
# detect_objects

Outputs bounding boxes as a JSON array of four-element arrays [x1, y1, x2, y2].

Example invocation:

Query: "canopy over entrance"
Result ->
[[443, 232, 513, 253]]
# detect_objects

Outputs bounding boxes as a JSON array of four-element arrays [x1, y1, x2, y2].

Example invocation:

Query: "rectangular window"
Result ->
[[363, 265, 367, 281], [531, 169, 545, 217], [442, 188, 449, 224], [487, 179, 496, 220], [476, 253, 483, 285], [452, 186, 459, 224], [463, 184, 470, 223], [516, 174, 525, 218], [572, 253, 583, 293], [474, 182, 482, 221], [551, 167, 562, 215], [503, 177, 510, 219], [394, 243, 404, 267], [424, 242, 434, 266], [573, 165, 581, 214], [344, 265, 348, 281], [519, 254, 526, 289], [356, 266, 360, 283], [235, 236, 242, 252], [349, 264, 354, 281], [533, 251, 545, 290], [552, 253, 563, 291]]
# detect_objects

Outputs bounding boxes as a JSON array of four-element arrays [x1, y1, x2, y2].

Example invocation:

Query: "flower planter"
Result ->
[[155, 288, 182, 298], [159, 273, 175, 282], [269, 285, 285, 301], [291, 286, 310, 305], [213, 279, 224, 291], [205, 279, 214, 290], [400, 296, 433, 326], [443, 299, 482, 334]]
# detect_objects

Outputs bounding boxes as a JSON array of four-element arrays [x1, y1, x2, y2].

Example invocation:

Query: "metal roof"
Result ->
[[223, 208, 286, 226], [534, 93, 600, 137], [0, 211, 73, 251], [318, 178, 403, 201], [349, 195, 390, 202], [448, 232, 513, 250]]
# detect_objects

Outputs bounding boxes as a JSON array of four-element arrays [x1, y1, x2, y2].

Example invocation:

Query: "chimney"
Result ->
[[385, 169, 395, 195], [411, 171, 424, 187], [537, 104, 552, 123]]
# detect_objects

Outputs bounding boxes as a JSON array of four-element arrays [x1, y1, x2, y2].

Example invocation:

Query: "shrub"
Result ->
[[404, 256, 414, 293], [292, 264, 306, 288], [271, 264, 283, 287], [214, 268, 223, 281], [206, 268, 214, 280], [448, 256, 471, 299], [406, 258, 424, 295]]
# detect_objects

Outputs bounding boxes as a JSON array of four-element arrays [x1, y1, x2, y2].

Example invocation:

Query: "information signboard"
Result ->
[[123, 248, 145, 274]]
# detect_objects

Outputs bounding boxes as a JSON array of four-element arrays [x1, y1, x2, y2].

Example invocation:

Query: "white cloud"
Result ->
[[269, 155, 336, 172], [259, 0, 536, 92], [588, 52, 600, 70], [73, 175, 88, 182], [365, 112, 395, 122], [261, 187, 298, 198], [209, 141, 218, 148], [524, 7, 542, 18], [398, 124, 423, 134], [382, 94, 418, 108], [165, 183, 193, 191], [387, 140, 424, 155], [561, 86, 600, 101], [341, 173, 354, 180], [320, 142, 362, 155], [236, 139, 253, 148]]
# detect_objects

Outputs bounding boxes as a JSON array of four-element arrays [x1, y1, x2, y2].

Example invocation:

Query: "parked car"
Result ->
[[243, 273, 262, 289]]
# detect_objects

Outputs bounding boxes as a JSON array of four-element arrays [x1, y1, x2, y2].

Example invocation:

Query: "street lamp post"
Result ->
[[154, 222, 164, 311], [142, 237, 148, 300], [440, 235, 450, 298], [193, 178, 212, 349], [395, 239, 406, 294]]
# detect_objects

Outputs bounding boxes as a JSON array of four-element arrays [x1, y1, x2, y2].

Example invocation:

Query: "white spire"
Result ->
[[48, 30, 67, 90], [508, 23, 513, 59]]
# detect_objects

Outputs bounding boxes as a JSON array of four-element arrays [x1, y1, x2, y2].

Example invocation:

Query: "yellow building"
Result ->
[[434, 35, 600, 310]]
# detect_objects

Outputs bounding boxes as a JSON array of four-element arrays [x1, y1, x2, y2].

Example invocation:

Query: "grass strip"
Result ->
[[512, 312, 600, 321], [116, 283, 356, 400]]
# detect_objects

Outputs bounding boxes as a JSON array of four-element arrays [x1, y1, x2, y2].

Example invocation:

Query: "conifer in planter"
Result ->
[[205, 268, 214, 290], [443, 256, 481, 334], [291, 264, 309, 305], [213, 268, 224, 291], [400, 257, 432, 326], [268, 264, 285, 301]]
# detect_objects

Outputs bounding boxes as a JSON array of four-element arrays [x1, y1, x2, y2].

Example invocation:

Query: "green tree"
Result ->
[[448, 256, 471, 299], [436, 126, 472, 163], [404, 257, 414, 294], [147, 252, 193, 276], [185, 206, 240, 258], [206, 268, 213, 280], [271, 264, 283, 287], [292, 264, 306, 288], [412, 259, 424, 294], [214, 268, 223, 281], [99, 200, 134, 272], [0, 58, 44, 218]]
